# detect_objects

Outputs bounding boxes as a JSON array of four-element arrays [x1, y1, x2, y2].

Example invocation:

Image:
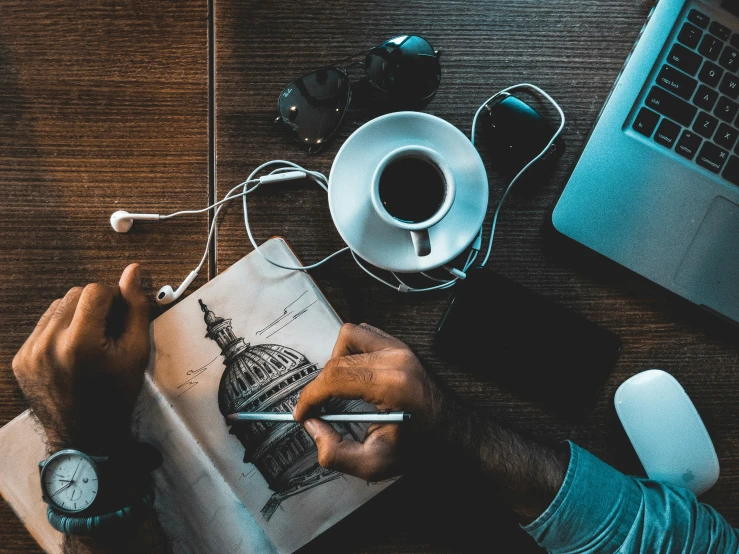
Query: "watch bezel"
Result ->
[[40, 449, 100, 515]]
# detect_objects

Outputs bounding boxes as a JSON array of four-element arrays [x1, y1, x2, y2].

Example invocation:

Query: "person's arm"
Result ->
[[12, 264, 170, 554], [523, 442, 739, 554], [294, 323, 739, 553], [293, 322, 568, 522]]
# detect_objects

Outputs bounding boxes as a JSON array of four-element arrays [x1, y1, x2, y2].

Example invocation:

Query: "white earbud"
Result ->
[[111, 169, 310, 304], [156, 270, 199, 305], [110, 211, 160, 233], [109, 173, 306, 235]]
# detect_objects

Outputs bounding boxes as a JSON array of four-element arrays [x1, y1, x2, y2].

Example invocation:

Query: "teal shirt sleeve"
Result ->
[[522, 442, 739, 553]]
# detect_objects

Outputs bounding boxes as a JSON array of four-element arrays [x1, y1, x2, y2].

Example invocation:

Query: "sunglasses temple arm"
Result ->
[[324, 46, 375, 68]]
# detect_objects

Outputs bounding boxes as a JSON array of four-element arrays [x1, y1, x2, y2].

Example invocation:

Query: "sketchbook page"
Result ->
[[147, 237, 395, 554], [134, 373, 276, 554], [0, 410, 63, 553]]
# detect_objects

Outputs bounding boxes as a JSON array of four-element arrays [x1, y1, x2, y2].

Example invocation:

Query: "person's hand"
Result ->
[[294, 323, 445, 482], [12, 264, 151, 453]]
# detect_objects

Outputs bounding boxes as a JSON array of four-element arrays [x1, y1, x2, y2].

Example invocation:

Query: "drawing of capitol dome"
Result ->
[[199, 299, 365, 520]]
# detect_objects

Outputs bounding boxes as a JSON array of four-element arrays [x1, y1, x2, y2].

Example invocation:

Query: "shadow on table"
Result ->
[[540, 205, 739, 350], [0, 34, 74, 554], [0, 36, 83, 398], [298, 470, 543, 554]]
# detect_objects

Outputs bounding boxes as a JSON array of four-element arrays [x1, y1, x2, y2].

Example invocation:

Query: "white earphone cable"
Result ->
[[160, 179, 261, 219], [470, 84, 566, 268], [137, 84, 563, 299], [240, 160, 349, 271]]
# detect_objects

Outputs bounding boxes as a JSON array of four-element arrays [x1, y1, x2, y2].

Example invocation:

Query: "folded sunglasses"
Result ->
[[274, 35, 441, 152]]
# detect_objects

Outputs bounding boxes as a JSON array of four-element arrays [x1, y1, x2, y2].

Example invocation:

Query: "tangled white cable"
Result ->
[[110, 84, 565, 304]]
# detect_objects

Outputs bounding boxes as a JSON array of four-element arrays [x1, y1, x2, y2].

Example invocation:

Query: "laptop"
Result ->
[[552, 0, 739, 323]]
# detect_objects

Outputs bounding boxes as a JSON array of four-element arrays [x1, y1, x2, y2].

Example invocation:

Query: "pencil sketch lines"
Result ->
[[177, 354, 222, 397], [256, 291, 317, 338], [199, 299, 366, 520], [265, 300, 317, 338], [256, 291, 306, 335]]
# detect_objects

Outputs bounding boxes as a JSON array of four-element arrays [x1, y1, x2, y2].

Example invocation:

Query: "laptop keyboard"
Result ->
[[632, 8, 739, 186]]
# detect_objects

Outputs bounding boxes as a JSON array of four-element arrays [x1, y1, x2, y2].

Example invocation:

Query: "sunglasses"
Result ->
[[274, 35, 441, 151]]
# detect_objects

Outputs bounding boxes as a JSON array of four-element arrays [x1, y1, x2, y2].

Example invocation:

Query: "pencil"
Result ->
[[226, 412, 410, 423]]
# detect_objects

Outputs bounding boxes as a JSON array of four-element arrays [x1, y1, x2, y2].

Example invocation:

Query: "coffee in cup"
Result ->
[[378, 157, 447, 223], [371, 146, 455, 257]]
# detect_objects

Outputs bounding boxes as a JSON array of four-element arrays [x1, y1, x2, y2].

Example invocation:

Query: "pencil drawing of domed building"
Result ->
[[199, 299, 365, 520]]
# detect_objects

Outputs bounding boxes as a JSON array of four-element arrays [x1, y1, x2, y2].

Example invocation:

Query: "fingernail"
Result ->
[[304, 420, 319, 442]]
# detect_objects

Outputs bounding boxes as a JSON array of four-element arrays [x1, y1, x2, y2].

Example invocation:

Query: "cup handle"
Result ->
[[411, 230, 431, 257]]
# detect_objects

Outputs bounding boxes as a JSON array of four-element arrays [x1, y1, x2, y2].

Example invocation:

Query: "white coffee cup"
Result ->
[[370, 145, 456, 257]]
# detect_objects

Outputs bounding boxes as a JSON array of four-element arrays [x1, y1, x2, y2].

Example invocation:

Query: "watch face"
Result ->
[[41, 450, 99, 513]]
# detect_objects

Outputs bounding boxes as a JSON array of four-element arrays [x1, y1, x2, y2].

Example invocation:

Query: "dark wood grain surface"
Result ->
[[0, 0, 209, 551], [4, 0, 739, 552], [215, 0, 739, 553]]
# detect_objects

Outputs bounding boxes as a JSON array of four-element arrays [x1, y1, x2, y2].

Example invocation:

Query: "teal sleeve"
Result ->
[[522, 442, 739, 553]]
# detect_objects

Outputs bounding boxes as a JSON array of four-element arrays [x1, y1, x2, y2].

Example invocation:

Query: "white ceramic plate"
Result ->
[[328, 111, 489, 273]]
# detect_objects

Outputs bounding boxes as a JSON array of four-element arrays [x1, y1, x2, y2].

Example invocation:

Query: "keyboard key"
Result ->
[[678, 22, 703, 49], [632, 107, 660, 137], [667, 44, 703, 75], [646, 87, 697, 127], [656, 65, 698, 99], [694, 85, 719, 110], [719, 46, 739, 72], [723, 155, 739, 186], [732, 34, 739, 49], [699, 35, 724, 60], [719, 73, 739, 100], [676, 130, 702, 159], [715, 96, 739, 122], [710, 21, 731, 42], [699, 61, 724, 87], [688, 9, 710, 29], [654, 119, 681, 148], [693, 111, 719, 137], [697, 142, 729, 172], [715, 123, 739, 149]]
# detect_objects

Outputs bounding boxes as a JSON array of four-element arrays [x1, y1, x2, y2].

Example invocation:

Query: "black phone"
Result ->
[[434, 268, 621, 419]]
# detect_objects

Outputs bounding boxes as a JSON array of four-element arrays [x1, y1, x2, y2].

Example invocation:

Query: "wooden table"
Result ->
[[3, 0, 738, 552]]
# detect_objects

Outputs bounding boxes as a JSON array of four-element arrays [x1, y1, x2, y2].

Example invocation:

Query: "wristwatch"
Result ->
[[39, 442, 162, 535], [39, 449, 103, 514]]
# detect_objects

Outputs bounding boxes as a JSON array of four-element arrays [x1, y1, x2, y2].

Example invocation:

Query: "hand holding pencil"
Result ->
[[292, 323, 445, 482]]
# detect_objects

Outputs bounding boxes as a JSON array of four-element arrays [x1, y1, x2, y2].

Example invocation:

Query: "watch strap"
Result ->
[[46, 487, 155, 536]]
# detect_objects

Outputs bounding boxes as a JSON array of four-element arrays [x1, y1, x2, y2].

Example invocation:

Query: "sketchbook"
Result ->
[[0, 237, 395, 553]]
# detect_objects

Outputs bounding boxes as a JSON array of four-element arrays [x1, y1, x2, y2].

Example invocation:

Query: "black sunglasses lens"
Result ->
[[276, 68, 350, 146], [364, 35, 440, 103]]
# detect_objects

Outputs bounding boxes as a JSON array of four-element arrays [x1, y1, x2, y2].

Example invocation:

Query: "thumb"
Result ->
[[303, 419, 398, 482], [358, 322, 394, 339], [117, 263, 151, 354], [305, 418, 360, 472]]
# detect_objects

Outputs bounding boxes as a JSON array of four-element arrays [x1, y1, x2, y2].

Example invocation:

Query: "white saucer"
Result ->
[[328, 111, 488, 273]]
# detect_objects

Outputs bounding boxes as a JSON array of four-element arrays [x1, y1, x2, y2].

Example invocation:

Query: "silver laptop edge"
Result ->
[[553, 0, 739, 323]]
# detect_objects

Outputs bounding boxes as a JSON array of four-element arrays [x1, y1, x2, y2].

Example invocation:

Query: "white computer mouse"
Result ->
[[614, 369, 719, 496]]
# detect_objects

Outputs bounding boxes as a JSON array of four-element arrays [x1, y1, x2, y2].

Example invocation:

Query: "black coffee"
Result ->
[[378, 157, 446, 223]]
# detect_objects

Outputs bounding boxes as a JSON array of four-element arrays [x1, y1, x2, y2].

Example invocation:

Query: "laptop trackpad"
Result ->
[[676, 196, 739, 321]]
